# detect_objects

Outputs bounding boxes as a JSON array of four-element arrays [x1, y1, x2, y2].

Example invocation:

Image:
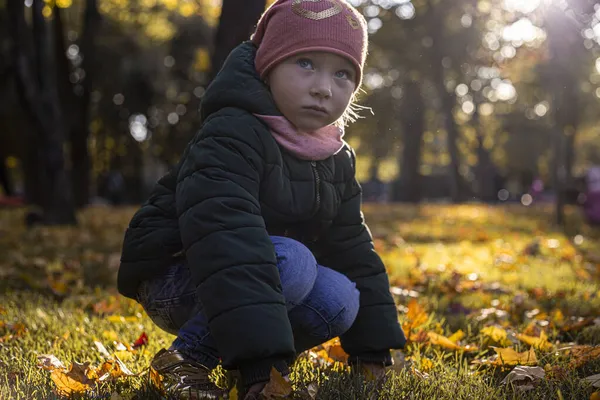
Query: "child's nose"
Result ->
[[309, 75, 332, 99]]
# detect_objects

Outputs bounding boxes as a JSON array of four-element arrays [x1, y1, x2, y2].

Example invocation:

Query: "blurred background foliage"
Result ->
[[0, 0, 599, 224]]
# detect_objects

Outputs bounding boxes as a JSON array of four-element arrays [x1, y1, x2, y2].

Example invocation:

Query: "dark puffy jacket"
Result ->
[[118, 42, 405, 382]]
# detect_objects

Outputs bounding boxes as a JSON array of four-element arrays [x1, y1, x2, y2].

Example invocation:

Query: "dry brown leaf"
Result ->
[[260, 367, 292, 399], [584, 374, 600, 388], [50, 362, 96, 396], [307, 383, 318, 399], [501, 366, 545, 391], [568, 345, 600, 368]]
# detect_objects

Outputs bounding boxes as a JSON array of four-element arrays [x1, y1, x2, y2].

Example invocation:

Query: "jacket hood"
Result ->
[[201, 42, 281, 120]]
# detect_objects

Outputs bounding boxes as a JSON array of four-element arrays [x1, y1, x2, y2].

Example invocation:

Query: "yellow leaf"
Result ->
[[149, 366, 164, 391], [481, 326, 510, 346], [493, 347, 538, 366], [591, 392, 600, 400], [50, 369, 90, 395], [448, 329, 465, 343], [260, 367, 292, 399], [407, 299, 428, 328], [229, 386, 238, 400], [327, 344, 349, 363], [427, 332, 462, 350], [50, 362, 95, 396], [516, 331, 553, 351]]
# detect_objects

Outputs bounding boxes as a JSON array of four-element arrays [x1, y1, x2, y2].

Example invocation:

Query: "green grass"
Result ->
[[0, 204, 599, 399]]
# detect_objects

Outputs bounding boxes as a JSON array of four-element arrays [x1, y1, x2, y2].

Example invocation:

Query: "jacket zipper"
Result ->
[[311, 161, 321, 214]]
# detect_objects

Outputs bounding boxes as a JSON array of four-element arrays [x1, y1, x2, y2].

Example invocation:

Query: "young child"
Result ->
[[118, 0, 406, 398]]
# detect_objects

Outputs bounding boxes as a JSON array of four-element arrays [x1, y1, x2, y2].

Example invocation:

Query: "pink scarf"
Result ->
[[254, 114, 344, 161]]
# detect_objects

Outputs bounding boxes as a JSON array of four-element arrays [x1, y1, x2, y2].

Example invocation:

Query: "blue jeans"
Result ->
[[136, 236, 360, 368]]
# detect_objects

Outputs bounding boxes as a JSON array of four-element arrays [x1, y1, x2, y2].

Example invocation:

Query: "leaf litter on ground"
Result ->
[[1, 205, 600, 399]]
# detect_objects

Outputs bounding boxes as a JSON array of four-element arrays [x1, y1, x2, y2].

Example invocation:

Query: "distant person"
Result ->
[[117, 2, 405, 399], [583, 166, 600, 225]]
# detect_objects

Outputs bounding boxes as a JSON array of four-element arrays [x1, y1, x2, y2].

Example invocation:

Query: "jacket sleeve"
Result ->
[[313, 149, 406, 364], [176, 115, 294, 382]]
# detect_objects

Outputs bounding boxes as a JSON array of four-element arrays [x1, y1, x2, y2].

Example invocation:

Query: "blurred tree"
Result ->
[[7, 0, 76, 224], [209, 0, 266, 81]]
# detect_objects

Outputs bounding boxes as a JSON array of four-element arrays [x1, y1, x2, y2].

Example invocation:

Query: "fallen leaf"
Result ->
[[584, 374, 600, 388], [516, 331, 553, 351], [406, 299, 428, 329], [568, 346, 600, 368], [94, 341, 111, 358], [501, 366, 545, 391], [37, 354, 66, 371], [132, 332, 148, 348], [307, 382, 318, 399], [260, 367, 292, 399], [448, 329, 465, 343], [149, 366, 164, 392], [427, 332, 462, 350], [493, 347, 538, 366], [51, 362, 96, 396], [481, 326, 509, 344], [326, 343, 349, 363]]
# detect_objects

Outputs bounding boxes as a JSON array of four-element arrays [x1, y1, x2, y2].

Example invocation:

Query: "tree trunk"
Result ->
[[71, 0, 100, 207], [7, 0, 77, 224], [394, 79, 424, 203], [426, 3, 463, 202], [209, 0, 266, 81], [545, 4, 582, 226]]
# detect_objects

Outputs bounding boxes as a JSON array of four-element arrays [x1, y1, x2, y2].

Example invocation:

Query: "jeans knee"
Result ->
[[329, 284, 360, 337], [270, 236, 318, 307]]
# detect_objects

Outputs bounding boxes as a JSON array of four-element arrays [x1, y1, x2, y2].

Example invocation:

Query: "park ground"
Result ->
[[0, 204, 599, 399]]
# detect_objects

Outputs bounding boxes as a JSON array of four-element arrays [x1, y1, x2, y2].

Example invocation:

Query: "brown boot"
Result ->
[[150, 348, 227, 399]]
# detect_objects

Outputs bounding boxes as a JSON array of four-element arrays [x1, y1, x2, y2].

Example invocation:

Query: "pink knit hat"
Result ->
[[251, 0, 368, 90]]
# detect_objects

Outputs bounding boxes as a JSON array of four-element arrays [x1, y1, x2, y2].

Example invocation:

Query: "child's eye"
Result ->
[[335, 70, 352, 80], [297, 58, 314, 69]]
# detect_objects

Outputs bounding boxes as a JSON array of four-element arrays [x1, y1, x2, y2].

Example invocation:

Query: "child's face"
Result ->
[[267, 51, 356, 132]]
